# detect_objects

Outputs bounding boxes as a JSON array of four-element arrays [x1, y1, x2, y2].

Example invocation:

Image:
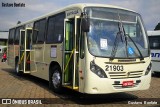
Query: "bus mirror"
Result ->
[[82, 18, 90, 32]]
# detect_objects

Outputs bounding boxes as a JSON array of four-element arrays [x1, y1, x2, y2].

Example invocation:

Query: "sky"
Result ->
[[0, 0, 159, 31]]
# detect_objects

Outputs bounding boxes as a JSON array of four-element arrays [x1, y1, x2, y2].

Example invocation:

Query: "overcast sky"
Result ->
[[0, 0, 159, 31]]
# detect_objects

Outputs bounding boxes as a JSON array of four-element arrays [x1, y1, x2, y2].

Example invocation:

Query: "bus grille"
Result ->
[[108, 71, 143, 79]]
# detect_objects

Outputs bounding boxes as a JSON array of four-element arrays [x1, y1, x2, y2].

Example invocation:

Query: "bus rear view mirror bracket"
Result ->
[[81, 18, 90, 32]]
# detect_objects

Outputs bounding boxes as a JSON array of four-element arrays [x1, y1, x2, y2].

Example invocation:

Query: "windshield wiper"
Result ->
[[110, 31, 122, 61], [110, 20, 144, 61], [124, 33, 144, 60], [120, 21, 144, 60], [110, 22, 126, 61]]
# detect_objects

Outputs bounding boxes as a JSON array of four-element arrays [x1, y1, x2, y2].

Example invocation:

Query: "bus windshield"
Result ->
[[85, 7, 149, 58]]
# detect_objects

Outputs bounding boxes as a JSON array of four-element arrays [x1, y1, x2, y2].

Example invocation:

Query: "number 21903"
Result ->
[[106, 65, 124, 71]]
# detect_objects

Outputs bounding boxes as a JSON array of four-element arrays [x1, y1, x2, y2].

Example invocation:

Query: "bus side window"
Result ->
[[14, 26, 24, 45], [54, 13, 65, 43], [33, 19, 46, 44], [46, 12, 65, 44], [8, 29, 15, 45], [149, 36, 160, 49], [46, 16, 55, 43], [33, 22, 39, 44], [37, 19, 46, 43]]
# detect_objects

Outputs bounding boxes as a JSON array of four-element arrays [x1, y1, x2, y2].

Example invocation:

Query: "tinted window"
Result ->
[[8, 29, 15, 45], [14, 26, 23, 45], [33, 22, 39, 44], [47, 17, 55, 43], [148, 36, 160, 49], [33, 19, 46, 44], [46, 13, 65, 43]]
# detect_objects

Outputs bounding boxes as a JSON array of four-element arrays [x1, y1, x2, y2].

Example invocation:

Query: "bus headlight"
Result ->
[[90, 61, 107, 78], [145, 63, 152, 75]]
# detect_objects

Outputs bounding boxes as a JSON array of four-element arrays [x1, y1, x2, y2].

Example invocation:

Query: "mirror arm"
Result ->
[[81, 12, 90, 32]]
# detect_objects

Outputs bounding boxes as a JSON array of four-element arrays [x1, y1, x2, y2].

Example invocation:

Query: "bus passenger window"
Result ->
[[33, 23, 39, 44], [14, 26, 24, 45], [8, 29, 15, 45], [46, 12, 65, 44], [33, 19, 46, 44]]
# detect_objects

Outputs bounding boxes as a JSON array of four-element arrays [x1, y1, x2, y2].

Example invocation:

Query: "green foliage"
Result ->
[[154, 22, 160, 30]]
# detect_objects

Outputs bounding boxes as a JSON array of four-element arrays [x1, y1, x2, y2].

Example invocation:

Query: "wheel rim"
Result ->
[[52, 70, 61, 88]]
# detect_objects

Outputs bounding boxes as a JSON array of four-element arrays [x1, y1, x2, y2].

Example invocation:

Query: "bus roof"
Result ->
[[147, 30, 160, 36], [10, 3, 136, 29]]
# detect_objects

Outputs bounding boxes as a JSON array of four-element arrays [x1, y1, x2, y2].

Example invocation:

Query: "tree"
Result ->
[[17, 21, 21, 25], [154, 22, 160, 30]]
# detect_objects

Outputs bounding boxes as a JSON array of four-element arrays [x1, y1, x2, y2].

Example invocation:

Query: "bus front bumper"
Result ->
[[83, 72, 151, 94]]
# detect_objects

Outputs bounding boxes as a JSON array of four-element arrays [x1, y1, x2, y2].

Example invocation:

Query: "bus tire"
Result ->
[[15, 59, 22, 76], [49, 65, 62, 93]]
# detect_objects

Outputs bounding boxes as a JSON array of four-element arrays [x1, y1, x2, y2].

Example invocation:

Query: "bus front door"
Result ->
[[19, 28, 32, 73], [19, 29, 25, 72], [63, 17, 79, 90]]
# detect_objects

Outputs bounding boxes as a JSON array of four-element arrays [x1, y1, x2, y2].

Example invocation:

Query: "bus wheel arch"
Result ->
[[49, 61, 63, 93]]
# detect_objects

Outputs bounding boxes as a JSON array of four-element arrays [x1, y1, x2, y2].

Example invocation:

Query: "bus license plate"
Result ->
[[122, 81, 133, 87]]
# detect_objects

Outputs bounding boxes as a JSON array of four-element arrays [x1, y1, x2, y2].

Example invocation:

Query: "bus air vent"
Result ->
[[118, 59, 136, 62]]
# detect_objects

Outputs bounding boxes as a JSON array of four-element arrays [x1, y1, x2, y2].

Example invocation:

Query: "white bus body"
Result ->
[[148, 30, 160, 73], [7, 4, 151, 94]]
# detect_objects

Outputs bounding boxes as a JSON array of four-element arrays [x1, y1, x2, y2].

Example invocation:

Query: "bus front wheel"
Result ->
[[49, 65, 62, 93]]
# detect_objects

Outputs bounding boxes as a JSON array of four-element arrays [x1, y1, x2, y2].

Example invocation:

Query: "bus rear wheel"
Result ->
[[15, 59, 23, 76], [50, 65, 62, 93]]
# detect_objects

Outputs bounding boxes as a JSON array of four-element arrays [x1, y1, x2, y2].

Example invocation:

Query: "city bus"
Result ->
[[7, 3, 151, 94], [148, 30, 160, 74]]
